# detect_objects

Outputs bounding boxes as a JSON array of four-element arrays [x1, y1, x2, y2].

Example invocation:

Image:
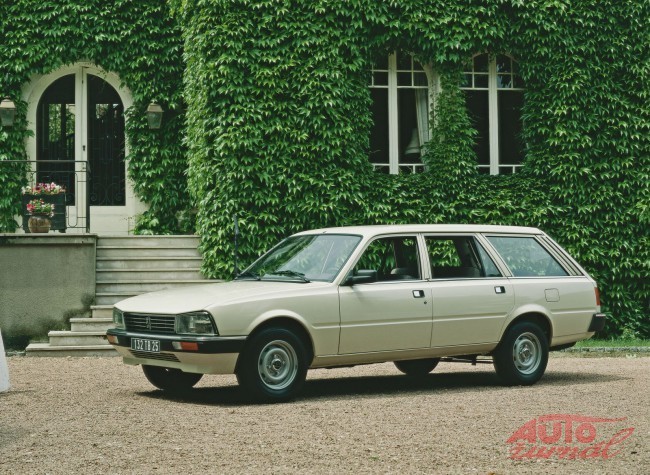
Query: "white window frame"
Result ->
[[369, 52, 437, 174], [461, 54, 524, 175]]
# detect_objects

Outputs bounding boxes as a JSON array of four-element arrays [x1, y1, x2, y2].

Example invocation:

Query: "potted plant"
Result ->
[[21, 182, 67, 233], [25, 199, 55, 233]]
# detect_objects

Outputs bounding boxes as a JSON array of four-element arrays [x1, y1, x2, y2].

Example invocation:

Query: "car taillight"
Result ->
[[595, 287, 601, 306]]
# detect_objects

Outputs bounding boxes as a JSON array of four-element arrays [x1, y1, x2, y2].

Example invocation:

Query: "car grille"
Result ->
[[124, 313, 175, 334], [129, 350, 180, 362]]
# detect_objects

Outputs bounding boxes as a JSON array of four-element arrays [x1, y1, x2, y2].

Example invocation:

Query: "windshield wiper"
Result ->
[[235, 270, 261, 280], [268, 270, 311, 282]]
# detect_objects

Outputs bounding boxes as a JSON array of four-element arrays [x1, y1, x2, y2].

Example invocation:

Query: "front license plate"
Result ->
[[131, 338, 160, 353]]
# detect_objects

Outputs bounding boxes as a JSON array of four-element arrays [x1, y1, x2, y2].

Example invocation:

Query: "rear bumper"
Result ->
[[588, 313, 607, 332]]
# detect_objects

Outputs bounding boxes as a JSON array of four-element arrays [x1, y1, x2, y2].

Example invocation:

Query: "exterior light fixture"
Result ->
[[146, 102, 163, 129], [0, 98, 16, 127]]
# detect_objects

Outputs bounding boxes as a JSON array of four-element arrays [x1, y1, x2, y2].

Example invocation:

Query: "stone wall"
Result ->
[[0, 234, 96, 348]]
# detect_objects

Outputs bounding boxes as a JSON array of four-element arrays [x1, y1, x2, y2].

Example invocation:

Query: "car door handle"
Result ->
[[495, 286, 506, 294], [412, 290, 425, 298]]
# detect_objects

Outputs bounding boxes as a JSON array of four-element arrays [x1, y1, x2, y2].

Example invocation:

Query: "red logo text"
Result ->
[[507, 414, 634, 460]]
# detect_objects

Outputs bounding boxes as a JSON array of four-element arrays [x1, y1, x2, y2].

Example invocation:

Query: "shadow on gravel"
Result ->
[[135, 366, 627, 406]]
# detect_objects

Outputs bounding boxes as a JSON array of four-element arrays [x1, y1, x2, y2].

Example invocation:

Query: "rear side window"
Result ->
[[425, 236, 501, 278], [487, 236, 569, 277]]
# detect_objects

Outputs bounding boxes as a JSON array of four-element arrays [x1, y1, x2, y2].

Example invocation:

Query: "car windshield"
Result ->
[[237, 234, 362, 282]]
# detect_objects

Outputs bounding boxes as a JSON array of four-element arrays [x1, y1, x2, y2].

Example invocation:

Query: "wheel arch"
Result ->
[[499, 311, 553, 347], [235, 316, 315, 371]]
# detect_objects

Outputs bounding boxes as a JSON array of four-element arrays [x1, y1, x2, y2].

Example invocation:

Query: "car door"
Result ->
[[338, 235, 433, 354], [425, 235, 514, 347]]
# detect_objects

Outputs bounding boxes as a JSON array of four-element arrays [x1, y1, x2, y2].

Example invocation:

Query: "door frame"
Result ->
[[22, 62, 145, 234]]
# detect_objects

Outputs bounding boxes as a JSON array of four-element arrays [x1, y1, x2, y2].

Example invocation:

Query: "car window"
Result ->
[[241, 234, 361, 282], [352, 236, 421, 281], [487, 236, 569, 277], [426, 236, 499, 278]]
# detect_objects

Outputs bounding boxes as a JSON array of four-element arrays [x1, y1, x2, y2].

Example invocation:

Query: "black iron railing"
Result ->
[[2, 160, 91, 232]]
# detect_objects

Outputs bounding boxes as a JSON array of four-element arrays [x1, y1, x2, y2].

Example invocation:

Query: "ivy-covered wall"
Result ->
[[0, 0, 190, 234], [0, 1, 647, 338], [178, 0, 648, 338]]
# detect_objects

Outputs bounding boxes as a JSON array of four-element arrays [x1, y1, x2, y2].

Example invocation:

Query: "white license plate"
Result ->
[[131, 338, 160, 353]]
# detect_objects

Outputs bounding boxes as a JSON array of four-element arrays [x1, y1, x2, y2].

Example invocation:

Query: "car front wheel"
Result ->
[[493, 322, 548, 386], [142, 365, 203, 392], [236, 327, 309, 402]]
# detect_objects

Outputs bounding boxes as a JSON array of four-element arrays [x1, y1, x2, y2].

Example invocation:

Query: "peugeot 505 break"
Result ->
[[107, 225, 605, 401]]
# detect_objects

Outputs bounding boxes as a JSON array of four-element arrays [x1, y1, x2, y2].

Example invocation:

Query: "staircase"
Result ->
[[26, 235, 219, 357]]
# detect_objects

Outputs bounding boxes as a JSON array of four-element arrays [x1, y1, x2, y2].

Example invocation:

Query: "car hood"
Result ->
[[114, 280, 330, 314]]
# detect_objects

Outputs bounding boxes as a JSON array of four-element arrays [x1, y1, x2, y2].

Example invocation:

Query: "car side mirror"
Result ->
[[343, 269, 377, 286]]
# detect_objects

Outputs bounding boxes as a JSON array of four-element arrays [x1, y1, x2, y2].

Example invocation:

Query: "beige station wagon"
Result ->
[[107, 225, 605, 402]]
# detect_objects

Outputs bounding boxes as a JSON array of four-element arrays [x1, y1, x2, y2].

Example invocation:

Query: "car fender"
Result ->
[[498, 304, 554, 343]]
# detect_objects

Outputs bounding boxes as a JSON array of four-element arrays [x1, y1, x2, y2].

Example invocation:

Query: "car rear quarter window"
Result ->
[[487, 236, 569, 277]]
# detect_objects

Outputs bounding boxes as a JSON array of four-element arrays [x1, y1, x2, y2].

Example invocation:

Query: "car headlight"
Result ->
[[175, 311, 218, 336], [112, 308, 125, 329]]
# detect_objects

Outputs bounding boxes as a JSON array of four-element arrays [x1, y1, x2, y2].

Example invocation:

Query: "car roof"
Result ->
[[294, 224, 543, 239]]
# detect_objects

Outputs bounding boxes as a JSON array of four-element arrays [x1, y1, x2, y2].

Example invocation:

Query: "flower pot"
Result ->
[[22, 193, 67, 232], [28, 215, 52, 233]]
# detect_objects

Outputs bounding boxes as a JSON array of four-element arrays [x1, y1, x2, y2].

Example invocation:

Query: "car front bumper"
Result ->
[[106, 329, 246, 374]]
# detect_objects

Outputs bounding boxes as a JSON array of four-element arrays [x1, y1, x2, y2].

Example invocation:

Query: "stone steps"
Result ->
[[26, 235, 218, 357]]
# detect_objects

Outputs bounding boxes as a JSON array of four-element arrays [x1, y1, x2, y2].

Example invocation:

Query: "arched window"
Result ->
[[461, 54, 525, 174], [369, 52, 433, 174]]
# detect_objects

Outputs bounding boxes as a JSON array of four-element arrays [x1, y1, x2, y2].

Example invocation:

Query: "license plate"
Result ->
[[131, 338, 160, 353]]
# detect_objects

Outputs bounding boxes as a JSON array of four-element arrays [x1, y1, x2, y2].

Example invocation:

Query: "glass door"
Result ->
[[35, 68, 127, 232]]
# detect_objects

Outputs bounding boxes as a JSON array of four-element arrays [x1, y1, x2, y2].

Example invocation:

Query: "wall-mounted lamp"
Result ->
[[146, 102, 163, 129], [0, 98, 16, 127]]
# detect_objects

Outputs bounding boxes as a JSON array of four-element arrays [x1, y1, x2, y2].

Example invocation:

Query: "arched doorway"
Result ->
[[24, 64, 144, 234]]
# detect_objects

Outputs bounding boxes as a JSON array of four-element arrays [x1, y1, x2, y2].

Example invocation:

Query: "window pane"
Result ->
[[426, 237, 488, 278], [474, 74, 489, 88], [476, 242, 502, 277], [370, 88, 389, 165], [373, 71, 388, 86], [464, 90, 490, 166], [37, 74, 76, 200], [487, 237, 568, 277], [498, 91, 524, 165], [473, 54, 489, 73], [414, 72, 428, 87], [354, 237, 420, 281], [496, 55, 511, 73], [396, 52, 411, 70], [397, 71, 411, 87], [497, 74, 512, 88], [398, 89, 422, 164]]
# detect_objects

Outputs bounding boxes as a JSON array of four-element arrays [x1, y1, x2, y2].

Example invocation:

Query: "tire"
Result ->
[[236, 327, 309, 402], [142, 365, 203, 392], [493, 322, 548, 386], [394, 358, 440, 376]]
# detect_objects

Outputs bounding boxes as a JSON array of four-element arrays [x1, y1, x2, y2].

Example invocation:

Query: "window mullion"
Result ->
[[488, 57, 499, 175], [388, 53, 399, 175]]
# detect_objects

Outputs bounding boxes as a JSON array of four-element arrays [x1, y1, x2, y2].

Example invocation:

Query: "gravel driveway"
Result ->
[[0, 355, 647, 474]]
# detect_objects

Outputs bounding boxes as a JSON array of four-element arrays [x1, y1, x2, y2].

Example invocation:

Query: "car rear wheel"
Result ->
[[493, 322, 548, 386], [394, 358, 440, 376], [236, 327, 309, 402], [142, 365, 203, 392]]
